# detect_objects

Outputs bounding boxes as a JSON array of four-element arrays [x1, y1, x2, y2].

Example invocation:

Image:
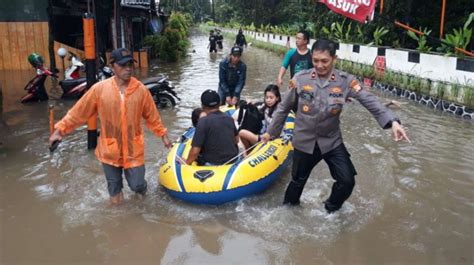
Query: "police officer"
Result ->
[[262, 39, 410, 213], [218, 46, 247, 106]]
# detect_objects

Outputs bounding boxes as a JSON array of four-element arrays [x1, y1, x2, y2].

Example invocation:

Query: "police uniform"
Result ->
[[267, 68, 399, 212]]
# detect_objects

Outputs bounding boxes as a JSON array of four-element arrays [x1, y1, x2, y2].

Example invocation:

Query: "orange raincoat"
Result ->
[[55, 77, 168, 168]]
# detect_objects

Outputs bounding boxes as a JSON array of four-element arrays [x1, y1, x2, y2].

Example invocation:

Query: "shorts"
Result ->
[[102, 163, 147, 196]]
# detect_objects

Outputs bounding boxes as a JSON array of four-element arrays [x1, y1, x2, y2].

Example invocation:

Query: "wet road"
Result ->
[[0, 29, 473, 264]]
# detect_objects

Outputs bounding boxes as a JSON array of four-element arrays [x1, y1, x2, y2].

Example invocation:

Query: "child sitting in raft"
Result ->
[[191, 107, 207, 127], [238, 84, 281, 154]]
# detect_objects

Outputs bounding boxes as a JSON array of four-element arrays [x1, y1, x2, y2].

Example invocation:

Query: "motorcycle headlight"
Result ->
[[167, 81, 173, 87]]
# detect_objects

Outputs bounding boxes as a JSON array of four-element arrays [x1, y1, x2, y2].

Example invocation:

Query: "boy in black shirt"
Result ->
[[185, 90, 239, 165]]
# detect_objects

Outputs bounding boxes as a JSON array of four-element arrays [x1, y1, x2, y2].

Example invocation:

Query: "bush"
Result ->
[[144, 12, 191, 62], [143, 35, 162, 58]]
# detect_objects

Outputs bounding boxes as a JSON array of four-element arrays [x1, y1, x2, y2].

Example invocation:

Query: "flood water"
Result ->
[[1, 29, 473, 264]]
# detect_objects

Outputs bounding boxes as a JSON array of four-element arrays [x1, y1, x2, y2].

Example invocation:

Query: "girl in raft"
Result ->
[[238, 84, 281, 154]]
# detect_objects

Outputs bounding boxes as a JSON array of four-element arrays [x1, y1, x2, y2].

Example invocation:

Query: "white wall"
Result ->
[[222, 28, 474, 85]]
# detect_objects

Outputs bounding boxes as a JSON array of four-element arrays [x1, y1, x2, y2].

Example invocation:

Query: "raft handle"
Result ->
[[194, 170, 215, 182]]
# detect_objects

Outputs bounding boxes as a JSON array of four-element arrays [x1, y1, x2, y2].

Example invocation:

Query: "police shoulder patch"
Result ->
[[350, 80, 362, 93]]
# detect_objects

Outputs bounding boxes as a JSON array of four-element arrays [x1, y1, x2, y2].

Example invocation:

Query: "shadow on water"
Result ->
[[0, 28, 473, 264]]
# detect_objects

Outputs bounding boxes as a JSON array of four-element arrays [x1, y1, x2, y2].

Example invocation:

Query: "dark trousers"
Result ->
[[218, 87, 237, 105], [102, 163, 147, 197], [209, 44, 217, 53], [284, 143, 357, 212]]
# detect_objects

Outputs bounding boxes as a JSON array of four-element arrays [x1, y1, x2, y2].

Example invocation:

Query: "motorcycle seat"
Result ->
[[59, 77, 87, 89], [141, 74, 167, 85]]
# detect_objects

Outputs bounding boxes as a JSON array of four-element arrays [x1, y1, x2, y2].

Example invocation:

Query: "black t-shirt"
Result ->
[[282, 48, 313, 78], [235, 34, 247, 46], [192, 111, 238, 165], [209, 35, 217, 47]]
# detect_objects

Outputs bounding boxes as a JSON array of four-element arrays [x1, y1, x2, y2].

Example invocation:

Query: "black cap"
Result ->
[[201, 89, 220, 108], [110, 48, 137, 65], [230, 46, 242, 56]]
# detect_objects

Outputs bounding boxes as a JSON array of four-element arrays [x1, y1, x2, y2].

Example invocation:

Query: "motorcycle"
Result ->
[[21, 53, 57, 103], [60, 57, 113, 99], [64, 52, 84, 80], [142, 74, 180, 108]]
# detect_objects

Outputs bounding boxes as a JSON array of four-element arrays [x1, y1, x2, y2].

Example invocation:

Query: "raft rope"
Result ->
[[176, 133, 292, 167], [195, 141, 264, 183], [221, 140, 262, 166], [175, 155, 187, 165], [175, 140, 262, 166]]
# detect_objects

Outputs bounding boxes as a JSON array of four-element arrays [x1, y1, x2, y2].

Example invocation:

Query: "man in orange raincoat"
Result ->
[[49, 48, 172, 205]]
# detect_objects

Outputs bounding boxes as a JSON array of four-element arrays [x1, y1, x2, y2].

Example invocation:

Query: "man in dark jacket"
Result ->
[[234, 29, 247, 49], [218, 46, 247, 106]]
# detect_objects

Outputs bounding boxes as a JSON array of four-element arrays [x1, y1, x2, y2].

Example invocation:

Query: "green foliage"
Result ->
[[322, 21, 352, 42], [382, 70, 396, 86], [143, 35, 163, 58], [420, 79, 432, 95], [336, 59, 353, 73], [158, 37, 176, 62], [246, 22, 256, 32], [144, 12, 191, 62], [321, 26, 334, 40], [450, 83, 461, 100], [407, 28, 432, 52], [205, 0, 473, 57], [408, 76, 422, 93], [372, 26, 388, 46], [169, 12, 190, 39], [159, 0, 210, 22], [354, 25, 366, 44], [361, 65, 376, 79], [464, 85, 474, 107], [436, 82, 446, 99], [206, 21, 218, 27], [438, 12, 473, 56], [177, 39, 190, 57], [328, 20, 352, 43]]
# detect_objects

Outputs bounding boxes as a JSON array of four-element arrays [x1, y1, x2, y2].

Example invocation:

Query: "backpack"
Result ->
[[236, 101, 264, 134]]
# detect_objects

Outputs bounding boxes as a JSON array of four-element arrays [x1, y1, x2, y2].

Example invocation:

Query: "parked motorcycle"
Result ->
[[60, 57, 113, 99], [64, 52, 84, 80], [142, 74, 180, 108], [20, 53, 57, 103]]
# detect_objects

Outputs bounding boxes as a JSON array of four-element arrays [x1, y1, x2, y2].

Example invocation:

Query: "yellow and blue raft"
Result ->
[[158, 112, 295, 205]]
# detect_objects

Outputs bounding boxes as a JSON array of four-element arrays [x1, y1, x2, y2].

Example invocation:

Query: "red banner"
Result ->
[[319, 0, 377, 23]]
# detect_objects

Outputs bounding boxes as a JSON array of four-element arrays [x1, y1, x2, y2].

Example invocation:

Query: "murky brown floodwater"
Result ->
[[1, 29, 473, 264]]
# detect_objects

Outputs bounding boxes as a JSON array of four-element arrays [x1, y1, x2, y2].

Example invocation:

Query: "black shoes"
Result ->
[[324, 200, 342, 214]]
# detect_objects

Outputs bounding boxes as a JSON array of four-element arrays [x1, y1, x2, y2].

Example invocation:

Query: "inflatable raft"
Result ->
[[158, 113, 294, 205]]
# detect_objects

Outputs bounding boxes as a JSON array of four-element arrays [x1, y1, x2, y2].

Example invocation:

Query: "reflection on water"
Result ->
[[0, 29, 473, 264]]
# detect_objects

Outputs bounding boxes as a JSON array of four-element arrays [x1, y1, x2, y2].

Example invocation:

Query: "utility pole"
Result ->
[[84, 0, 98, 150], [47, 0, 56, 71]]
